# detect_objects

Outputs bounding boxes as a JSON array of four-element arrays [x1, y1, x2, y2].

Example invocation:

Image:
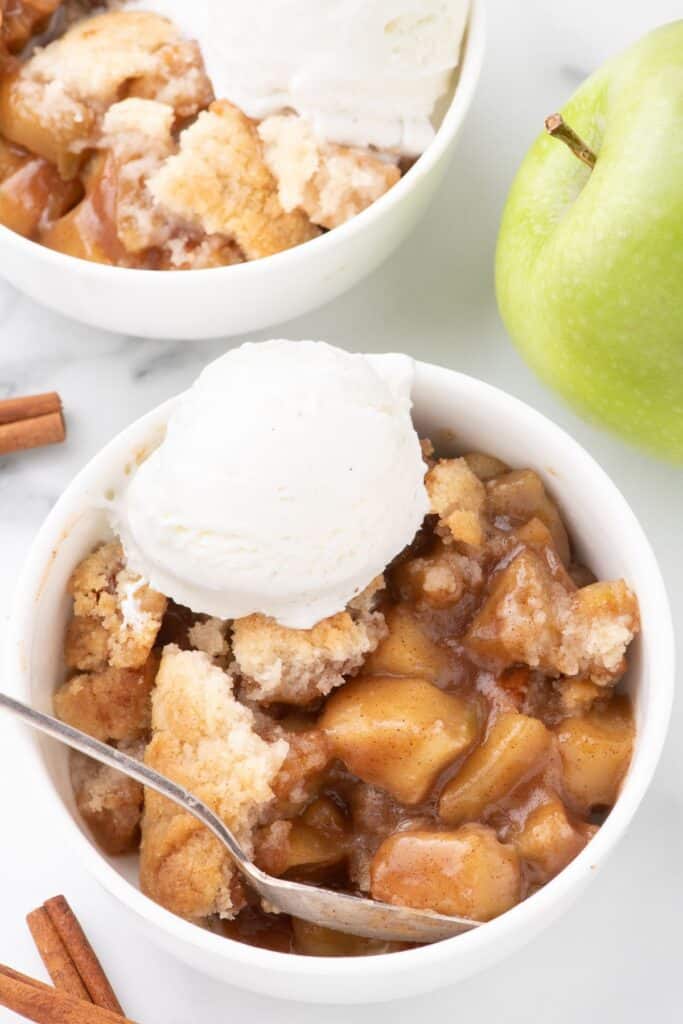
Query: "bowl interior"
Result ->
[[9, 362, 672, 989]]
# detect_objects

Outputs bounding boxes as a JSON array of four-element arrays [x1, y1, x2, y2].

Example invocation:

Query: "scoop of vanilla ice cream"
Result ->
[[125, 0, 470, 156], [115, 340, 429, 628]]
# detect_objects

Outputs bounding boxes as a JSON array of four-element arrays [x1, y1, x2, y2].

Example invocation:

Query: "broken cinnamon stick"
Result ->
[[0, 391, 62, 426], [26, 908, 90, 1002], [0, 964, 136, 1024], [0, 391, 65, 455], [0, 412, 65, 456], [42, 896, 123, 1015]]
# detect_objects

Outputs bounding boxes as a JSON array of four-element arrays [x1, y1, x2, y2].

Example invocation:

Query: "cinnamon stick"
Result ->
[[26, 908, 90, 1003], [0, 412, 65, 456], [42, 896, 123, 1015], [0, 965, 136, 1024], [0, 392, 62, 426], [0, 964, 51, 992]]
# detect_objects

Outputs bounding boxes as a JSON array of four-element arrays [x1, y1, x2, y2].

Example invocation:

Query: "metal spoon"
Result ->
[[0, 692, 480, 944]]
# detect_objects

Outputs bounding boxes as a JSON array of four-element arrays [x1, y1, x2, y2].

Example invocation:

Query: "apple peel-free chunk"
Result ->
[[363, 605, 452, 685], [292, 918, 397, 957], [464, 549, 568, 671], [487, 469, 570, 565], [512, 796, 595, 882], [321, 675, 478, 805], [370, 825, 521, 921], [553, 697, 634, 814], [439, 712, 553, 825], [463, 452, 509, 482], [255, 816, 347, 877]]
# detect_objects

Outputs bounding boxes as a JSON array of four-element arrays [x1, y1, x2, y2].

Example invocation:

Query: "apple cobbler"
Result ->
[[57, 449, 639, 956], [0, 4, 402, 268]]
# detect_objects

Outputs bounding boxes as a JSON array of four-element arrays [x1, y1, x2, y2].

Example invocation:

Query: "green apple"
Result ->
[[496, 21, 683, 460]]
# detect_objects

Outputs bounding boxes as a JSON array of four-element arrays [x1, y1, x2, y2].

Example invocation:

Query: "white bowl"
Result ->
[[5, 359, 673, 1004], [0, 5, 485, 340]]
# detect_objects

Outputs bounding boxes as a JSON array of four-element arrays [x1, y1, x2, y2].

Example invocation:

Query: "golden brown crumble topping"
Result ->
[[140, 646, 288, 920], [66, 540, 166, 670], [426, 457, 487, 548], [149, 100, 320, 260], [258, 113, 401, 230], [59, 445, 639, 955], [99, 97, 176, 254], [232, 576, 387, 704], [54, 654, 159, 742]]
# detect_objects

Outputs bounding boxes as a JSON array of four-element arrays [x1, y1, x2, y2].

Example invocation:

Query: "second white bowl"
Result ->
[[0, 4, 484, 339]]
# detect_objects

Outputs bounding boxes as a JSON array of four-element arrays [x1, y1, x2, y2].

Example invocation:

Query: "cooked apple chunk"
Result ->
[[439, 712, 553, 825], [370, 825, 521, 921], [363, 605, 452, 685], [0, 137, 81, 237], [511, 795, 596, 882], [553, 697, 634, 814], [425, 457, 487, 547], [266, 726, 332, 818], [464, 549, 568, 671], [487, 469, 570, 565], [0, 0, 61, 56], [40, 152, 124, 264], [255, 798, 348, 877], [321, 675, 478, 804], [463, 452, 509, 482], [291, 919, 398, 957]]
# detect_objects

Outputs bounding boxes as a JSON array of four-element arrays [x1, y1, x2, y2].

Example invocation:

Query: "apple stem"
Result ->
[[544, 113, 597, 169]]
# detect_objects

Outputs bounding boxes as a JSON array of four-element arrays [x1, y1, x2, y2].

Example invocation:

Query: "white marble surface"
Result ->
[[1, 1, 682, 1020]]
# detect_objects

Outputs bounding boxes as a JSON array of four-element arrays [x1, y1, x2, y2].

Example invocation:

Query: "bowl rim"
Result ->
[[5, 358, 674, 982], [0, 0, 486, 283]]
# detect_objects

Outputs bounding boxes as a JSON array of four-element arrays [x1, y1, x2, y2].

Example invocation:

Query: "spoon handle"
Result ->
[[0, 692, 254, 876]]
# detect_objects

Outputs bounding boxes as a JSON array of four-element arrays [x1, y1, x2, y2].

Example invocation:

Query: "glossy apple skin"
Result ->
[[496, 21, 683, 461]]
